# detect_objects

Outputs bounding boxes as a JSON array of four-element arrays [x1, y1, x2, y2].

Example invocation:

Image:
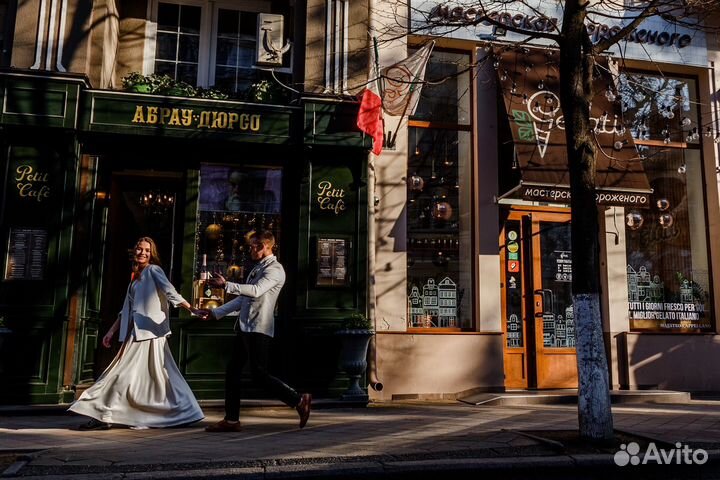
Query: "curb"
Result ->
[[10, 452, 720, 480], [7, 444, 720, 478]]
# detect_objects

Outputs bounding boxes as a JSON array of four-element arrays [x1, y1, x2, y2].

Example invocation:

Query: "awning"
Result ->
[[496, 48, 652, 208]]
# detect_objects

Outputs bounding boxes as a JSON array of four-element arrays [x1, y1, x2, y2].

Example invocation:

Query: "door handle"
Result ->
[[533, 289, 554, 318]]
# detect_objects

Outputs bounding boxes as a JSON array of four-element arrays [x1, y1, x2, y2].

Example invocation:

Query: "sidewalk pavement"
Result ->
[[2, 398, 720, 479]]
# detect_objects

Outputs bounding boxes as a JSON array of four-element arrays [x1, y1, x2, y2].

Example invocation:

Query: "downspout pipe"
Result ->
[[366, 130, 383, 393], [365, 0, 382, 393]]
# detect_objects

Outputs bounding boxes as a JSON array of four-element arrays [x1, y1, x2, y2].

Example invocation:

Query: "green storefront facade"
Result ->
[[0, 69, 370, 404]]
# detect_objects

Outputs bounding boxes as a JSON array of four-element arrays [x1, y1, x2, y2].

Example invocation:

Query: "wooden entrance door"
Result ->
[[501, 210, 578, 389], [95, 171, 184, 375]]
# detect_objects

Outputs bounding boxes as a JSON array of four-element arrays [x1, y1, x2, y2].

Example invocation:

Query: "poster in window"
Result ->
[[4, 228, 48, 281], [316, 237, 350, 287]]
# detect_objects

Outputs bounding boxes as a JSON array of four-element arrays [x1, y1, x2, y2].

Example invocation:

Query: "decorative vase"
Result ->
[[336, 329, 373, 401]]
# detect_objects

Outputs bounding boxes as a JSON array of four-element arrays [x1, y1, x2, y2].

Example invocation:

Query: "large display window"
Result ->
[[194, 164, 282, 309], [406, 50, 473, 330], [620, 72, 712, 332]]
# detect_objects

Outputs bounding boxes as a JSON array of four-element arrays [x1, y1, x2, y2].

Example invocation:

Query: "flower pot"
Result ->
[[336, 329, 373, 401]]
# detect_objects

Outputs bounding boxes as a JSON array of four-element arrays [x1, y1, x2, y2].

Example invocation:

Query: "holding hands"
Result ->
[[194, 308, 213, 321]]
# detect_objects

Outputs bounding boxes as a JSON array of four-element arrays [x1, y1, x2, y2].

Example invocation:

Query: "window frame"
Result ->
[[146, 0, 271, 89], [405, 45, 476, 332], [619, 68, 714, 333]]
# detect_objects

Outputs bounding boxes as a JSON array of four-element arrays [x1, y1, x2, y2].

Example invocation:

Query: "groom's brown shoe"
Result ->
[[205, 419, 242, 432], [296, 393, 312, 429]]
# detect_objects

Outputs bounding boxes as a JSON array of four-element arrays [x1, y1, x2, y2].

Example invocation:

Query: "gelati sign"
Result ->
[[499, 49, 652, 208]]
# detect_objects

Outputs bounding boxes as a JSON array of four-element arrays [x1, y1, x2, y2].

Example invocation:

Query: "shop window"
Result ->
[[620, 72, 712, 332], [407, 50, 473, 330], [194, 164, 282, 309], [151, 0, 289, 92]]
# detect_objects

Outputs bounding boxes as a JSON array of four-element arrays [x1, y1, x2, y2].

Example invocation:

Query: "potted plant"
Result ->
[[162, 79, 197, 97], [244, 79, 287, 104], [145, 73, 173, 95], [121, 72, 151, 93], [196, 87, 229, 100], [335, 313, 374, 402]]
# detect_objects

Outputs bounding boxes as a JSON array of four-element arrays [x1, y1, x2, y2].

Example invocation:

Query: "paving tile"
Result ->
[[5, 401, 720, 477]]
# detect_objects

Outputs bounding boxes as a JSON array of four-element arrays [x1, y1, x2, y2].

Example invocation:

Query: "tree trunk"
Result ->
[[559, 0, 613, 442]]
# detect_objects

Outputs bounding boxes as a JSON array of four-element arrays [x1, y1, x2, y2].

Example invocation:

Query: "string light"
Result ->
[[613, 139, 628, 150]]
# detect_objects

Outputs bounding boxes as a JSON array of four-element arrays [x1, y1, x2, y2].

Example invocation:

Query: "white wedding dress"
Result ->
[[69, 281, 204, 428], [69, 335, 204, 428]]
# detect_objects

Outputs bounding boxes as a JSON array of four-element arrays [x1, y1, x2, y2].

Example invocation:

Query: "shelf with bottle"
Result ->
[[193, 253, 226, 310], [196, 210, 280, 282]]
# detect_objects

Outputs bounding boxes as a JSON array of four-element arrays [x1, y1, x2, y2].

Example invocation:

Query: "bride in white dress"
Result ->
[[69, 237, 204, 430]]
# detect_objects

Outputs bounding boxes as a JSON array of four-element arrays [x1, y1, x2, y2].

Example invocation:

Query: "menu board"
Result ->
[[316, 237, 350, 287], [4, 228, 48, 280]]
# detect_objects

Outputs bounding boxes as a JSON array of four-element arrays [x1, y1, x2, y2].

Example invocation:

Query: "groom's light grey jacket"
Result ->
[[211, 255, 286, 338]]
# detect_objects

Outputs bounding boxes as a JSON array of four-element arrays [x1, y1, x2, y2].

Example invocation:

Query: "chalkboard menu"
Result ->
[[316, 237, 350, 287], [4, 228, 48, 280]]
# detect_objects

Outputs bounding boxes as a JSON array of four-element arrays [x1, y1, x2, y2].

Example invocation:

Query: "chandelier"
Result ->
[[139, 191, 175, 214]]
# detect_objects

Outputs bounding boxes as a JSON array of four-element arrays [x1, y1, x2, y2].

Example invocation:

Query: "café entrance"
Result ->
[[500, 209, 578, 389]]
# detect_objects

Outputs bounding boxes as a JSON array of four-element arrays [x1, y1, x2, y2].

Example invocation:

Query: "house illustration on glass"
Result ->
[[408, 286, 424, 326], [437, 277, 457, 327], [422, 278, 439, 321]]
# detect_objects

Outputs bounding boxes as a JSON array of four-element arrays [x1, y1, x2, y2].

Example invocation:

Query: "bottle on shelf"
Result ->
[[200, 254, 209, 280]]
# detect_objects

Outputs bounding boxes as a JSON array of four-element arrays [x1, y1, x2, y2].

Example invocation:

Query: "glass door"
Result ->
[[531, 212, 577, 389], [501, 210, 577, 389]]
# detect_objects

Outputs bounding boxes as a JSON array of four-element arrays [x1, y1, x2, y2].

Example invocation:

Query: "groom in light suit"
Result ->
[[199, 231, 311, 431]]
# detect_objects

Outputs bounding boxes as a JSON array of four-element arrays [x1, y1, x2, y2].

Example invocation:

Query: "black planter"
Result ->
[[336, 329, 373, 401]]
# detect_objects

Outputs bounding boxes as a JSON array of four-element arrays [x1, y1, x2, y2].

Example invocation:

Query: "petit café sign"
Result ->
[[131, 105, 261, 132], [316, 180, 346, 215], [15, 164, 51, 202]]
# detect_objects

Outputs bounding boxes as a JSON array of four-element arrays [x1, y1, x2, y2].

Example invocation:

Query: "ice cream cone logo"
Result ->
[[527, 90, 561, 159]]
